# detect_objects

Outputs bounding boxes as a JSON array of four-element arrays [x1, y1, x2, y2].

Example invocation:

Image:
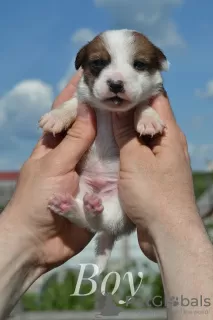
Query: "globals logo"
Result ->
[[146, 295, 165, 308], [146, 295, 211, 308], [167, 295, 211, 308]]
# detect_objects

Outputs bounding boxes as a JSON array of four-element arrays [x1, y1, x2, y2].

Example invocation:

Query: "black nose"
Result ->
[[107, 80, 124, 94]]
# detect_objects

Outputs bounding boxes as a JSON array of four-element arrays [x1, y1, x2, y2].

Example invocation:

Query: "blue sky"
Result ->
[[1, 0, 213, 170]]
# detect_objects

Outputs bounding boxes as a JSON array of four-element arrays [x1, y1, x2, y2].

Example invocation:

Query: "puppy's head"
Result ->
[[76, 29, 169, 111]]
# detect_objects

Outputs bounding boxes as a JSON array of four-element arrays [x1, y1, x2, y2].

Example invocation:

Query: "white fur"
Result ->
[[79, 30, 166, 112], [39, 29, 168, 273]]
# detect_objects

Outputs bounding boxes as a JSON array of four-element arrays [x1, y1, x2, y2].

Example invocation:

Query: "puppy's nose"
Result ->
[[107, 79, 124, 94]]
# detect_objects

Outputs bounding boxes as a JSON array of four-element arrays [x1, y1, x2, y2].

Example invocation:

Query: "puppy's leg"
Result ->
[[48, 193, 89, 228], [134, 105, 165, 137], [83, 193, 104, 216], [95, 232, 115, 274], [83, 194, 135, 235], [39, 97, 78, 135]]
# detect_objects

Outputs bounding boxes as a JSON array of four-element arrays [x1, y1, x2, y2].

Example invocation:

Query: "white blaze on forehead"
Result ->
[[87, 29, 165, 112], [101, 29, 134, 65]]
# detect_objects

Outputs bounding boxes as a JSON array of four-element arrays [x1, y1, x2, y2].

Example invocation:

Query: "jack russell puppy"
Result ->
[[39, 29, 169, 273]]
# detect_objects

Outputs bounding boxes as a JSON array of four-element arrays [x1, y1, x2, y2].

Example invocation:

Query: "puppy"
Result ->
[[39, 29, 169, 273]]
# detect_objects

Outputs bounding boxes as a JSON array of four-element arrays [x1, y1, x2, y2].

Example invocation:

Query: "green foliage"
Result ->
[[21, 292, 39, 311], [95, 261, 164, 310], [204, 219, 213, 243], [22, 264, 165, 312], [22, 270, 95, 311], [192, 171, 213, 199], [149, 273, 164, 307]]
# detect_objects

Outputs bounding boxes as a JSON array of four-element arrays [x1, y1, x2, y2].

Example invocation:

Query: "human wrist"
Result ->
[[150, 206, 208, 247], [153, 212, 212, 259], [0, 206, 43, 318], [0, 206, 44, 319], [150, 208, 213, 301], [0, 203, 44, 269], [135, 198, 201, 242]]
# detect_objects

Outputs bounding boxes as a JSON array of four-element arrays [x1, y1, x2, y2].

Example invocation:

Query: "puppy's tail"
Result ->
[[95, 232, 115, 274]]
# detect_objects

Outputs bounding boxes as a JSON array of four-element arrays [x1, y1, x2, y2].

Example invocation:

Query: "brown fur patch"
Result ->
[[132, 31, 166, 71], [74, 30, 167, 93], [75, 35, 111, 92]]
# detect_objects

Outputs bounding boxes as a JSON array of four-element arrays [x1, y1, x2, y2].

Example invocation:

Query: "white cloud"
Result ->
[[0, 109, 6, 126], [71, 28, 96, 47], [188, 143, 213, 171], [94, 0, 185, 48], [58, 1, 185, 92], [189, 144, 213, 157], [57, 58, 75, 92], [0, 80, 53, 170], [58, 28, 96, 91], [1, 27, 97, 170], [196, 80, 213, 98]]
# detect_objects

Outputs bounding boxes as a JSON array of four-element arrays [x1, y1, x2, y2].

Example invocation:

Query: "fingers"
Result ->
[[151, 94, 180, 141], [62, 222, 95, 259], [46, 104, 96, 173], [149, 94, 187, 155], [139, 241, 157, 263], [137, 228, 157, 263], [112, 110, 152, 157], [112, 93, 187, 161], [151, 92, 176, 126], [52, 69, 82, 108], [31, 70, 82, 159]]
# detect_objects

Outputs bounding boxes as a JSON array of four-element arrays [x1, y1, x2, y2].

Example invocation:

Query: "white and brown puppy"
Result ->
[[39, 29, 169, 273]]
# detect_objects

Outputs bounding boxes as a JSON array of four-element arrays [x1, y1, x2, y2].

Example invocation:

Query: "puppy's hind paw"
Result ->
[[48, 193, 77, 216], [83, 193, 104, 216]]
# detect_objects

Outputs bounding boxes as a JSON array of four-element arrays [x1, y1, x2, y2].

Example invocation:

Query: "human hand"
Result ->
[[112, 94, 199, 260], [4, 71, 96, 272]]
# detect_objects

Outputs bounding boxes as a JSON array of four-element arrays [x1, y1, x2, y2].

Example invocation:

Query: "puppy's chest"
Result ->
[[94, 109, 118, 156], [81, 110, 119, 194]]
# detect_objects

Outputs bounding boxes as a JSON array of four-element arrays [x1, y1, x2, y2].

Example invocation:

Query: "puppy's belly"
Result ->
[[75, 164, 133, 236], [82, 174, 118, 197]]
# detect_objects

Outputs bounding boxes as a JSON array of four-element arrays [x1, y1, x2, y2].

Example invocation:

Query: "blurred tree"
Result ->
[[21, 292, 39, 311], [22, 270, 95, 311], [193, 172, 213, 198]]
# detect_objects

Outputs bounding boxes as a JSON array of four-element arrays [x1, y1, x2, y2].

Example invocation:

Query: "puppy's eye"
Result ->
[[89, 59, 109, 72], [133, 60, 147, 71]]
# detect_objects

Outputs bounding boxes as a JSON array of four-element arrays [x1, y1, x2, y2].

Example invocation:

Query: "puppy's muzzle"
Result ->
[[107, 79, 124, 94]]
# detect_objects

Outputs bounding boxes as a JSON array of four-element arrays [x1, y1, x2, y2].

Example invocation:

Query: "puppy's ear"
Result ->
[[154, 46, 170, 71], [75, 44, 88, 70]]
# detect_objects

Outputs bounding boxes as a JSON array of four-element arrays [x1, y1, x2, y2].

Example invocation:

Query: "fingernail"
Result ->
[[77, 104, 90, 119]]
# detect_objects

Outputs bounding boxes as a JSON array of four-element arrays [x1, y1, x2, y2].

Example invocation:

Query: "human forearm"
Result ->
[[151, 210, 213, 319], [0, 208, 42, 319]]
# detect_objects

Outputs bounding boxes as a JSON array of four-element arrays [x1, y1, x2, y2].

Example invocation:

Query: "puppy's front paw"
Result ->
[[83, 193, 104, 216], [136, 115, 165, 137], [39, 110, 67, 135]]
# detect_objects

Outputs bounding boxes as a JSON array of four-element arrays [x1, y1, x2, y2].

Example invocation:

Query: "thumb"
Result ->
[[46, 104, 96, 172], [112, 110, 147, 154]]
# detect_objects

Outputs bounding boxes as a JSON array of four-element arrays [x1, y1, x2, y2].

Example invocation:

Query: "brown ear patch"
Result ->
[[75, 34, 111, 92], [132, 31, 168, 71], [75, 45, 88, 70], [75, 35, 110, 70]]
